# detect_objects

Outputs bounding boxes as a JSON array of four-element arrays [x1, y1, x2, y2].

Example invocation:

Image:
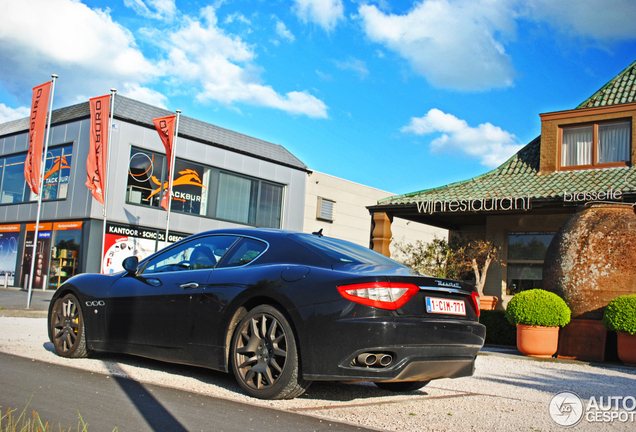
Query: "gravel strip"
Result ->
[[1, 317, 635, 431]]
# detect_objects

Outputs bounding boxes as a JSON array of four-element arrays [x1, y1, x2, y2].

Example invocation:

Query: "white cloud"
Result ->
[[358, 0, 636, 91], [225, 12, 251, 26], [402, 109, 524, 167], [159, 6, 327, 117], [293, 0, 345, 32], [0, 104, 30, 123], [275, 18, 296, 42], [522, 0, 636, 40], [119, 83, 169, 109], [0, 0, 326, 119], [316, 70, 334, 81], [334, 58, 369, 79], [358, 0, 516, 91], [0, 0, 159, 106], [124, 0, 177, 21]]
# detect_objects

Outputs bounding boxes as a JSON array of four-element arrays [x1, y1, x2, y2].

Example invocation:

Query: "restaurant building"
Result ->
[[0, 96, 308, 289], [368, 59, 636, 307]]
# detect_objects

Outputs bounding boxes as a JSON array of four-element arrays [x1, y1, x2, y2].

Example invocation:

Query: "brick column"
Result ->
[[371, 212, 392, 257]]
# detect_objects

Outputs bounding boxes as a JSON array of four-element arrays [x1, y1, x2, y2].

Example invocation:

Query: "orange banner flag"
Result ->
[[85, 95, 111, 204], [24, 81, 52, 195], [153, 115, 176, 210]]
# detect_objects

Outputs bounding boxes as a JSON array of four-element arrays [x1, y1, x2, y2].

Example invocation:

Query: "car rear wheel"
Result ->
[[49, 293, 92, 358], [231, 305, 310, 399], [374, 381, 430, 392]]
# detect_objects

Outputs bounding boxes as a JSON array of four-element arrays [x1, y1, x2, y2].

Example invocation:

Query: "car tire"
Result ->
[[231, 304, 310, 399], [374, 381, 430, 392], [49, 293, 93, 358]]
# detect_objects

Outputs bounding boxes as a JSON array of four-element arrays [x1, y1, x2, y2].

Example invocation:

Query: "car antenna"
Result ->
[[312, 228, 323, 237]]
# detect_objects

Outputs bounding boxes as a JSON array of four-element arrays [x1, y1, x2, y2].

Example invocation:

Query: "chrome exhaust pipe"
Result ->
[[357, 353, 378, 366], [378, 354, 393, 367]]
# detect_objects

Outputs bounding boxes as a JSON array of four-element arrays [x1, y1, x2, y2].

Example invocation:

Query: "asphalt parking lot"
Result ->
[[1, 287, 635, 431]]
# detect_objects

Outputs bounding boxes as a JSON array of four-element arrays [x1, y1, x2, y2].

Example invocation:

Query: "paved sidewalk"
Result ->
[[0, 287, 54, 317]]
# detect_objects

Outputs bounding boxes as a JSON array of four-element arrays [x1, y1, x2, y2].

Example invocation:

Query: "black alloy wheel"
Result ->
[[374, 381, 430, 392], [49, 293, 92, 358], [231, 305, 310, 399]]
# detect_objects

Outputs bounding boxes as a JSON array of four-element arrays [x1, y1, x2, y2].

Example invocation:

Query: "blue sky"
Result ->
[[1, 0, 636, 195]]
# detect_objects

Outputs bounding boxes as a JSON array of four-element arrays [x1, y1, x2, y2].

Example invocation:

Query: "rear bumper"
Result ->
[[299, 314, 485, 382]]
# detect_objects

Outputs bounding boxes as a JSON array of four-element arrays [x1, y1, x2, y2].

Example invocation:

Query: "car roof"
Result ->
[[193, 228, 305, 241]]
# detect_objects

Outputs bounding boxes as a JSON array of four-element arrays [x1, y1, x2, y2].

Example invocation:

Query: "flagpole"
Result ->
[[27, 74, 57, 309], [100, 89, 117, 274], [164, 110, 180, 248]]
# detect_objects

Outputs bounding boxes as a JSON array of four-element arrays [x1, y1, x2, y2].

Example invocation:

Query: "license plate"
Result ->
[[426, 297, 466, 315]]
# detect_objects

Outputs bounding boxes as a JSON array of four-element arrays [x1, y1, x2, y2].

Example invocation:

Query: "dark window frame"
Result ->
[[505, 231, 556, 296], [558, 118, 632, 171]]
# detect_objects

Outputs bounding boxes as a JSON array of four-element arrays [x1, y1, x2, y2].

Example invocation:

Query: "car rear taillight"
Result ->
[[337, 282, 419, 310], [469, 291, 481, 317]]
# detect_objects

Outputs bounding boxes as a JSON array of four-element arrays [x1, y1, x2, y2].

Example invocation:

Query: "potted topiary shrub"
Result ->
[[602, 294, 636, 366], [506, 289, 571, 358]]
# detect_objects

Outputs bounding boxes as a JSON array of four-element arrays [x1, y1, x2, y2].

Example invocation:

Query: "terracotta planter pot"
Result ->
[[516, 324, 559, 358], [479, 295, 499, 310], [617, 332, 636, 366]]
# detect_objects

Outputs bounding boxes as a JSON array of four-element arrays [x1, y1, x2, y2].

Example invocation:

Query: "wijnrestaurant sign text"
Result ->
[[416, 187, 628, 215]]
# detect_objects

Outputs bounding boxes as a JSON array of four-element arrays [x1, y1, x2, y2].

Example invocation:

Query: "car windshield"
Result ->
[[290, 233, 406, 268]]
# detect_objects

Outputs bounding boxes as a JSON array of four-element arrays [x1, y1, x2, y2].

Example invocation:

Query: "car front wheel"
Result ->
[[49, 293, 92, 358], [231, 305, 310, 399]]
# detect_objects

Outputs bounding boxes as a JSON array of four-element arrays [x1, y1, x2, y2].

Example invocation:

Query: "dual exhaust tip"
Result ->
[[356, 352, 393, 368]]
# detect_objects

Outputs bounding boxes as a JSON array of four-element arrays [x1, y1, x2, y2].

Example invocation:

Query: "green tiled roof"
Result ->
[[577, 59, 636, 108], [378, 59, 636, 207], [379, 136, 635, 206]]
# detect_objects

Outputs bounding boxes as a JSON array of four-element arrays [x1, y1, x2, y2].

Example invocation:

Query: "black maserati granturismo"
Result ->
[[48, 228, 485, 399]]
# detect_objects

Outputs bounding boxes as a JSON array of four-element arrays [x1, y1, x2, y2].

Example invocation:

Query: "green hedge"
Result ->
[[479, 310, 516, 346], [603, 294, 636, 335], [505, 289, 571, 327]]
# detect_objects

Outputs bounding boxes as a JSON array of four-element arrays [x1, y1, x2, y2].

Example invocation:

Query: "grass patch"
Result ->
[[1, 399, 117, 432]]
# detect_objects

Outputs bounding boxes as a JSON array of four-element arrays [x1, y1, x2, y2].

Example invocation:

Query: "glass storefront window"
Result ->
[[0, 144, 73, 204], [0, 154, 28, 204], [507, 232, 554, 260], [42, 145, 73, 200], [217, 172, 257, 224], [127, 148, 166, 208], [0, 225, 20, 285], [506, 231, 555, 295], [49, 226, 81, 289], [170, 159, 209, 216], [257, 182, 283, 228], [126, 146, 284, 228], [506, 263, 544, 294], [216, 172, 283, 228]]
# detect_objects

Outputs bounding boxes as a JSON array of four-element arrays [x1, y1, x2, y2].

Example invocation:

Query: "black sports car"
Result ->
[[48, 228, 485, 399]]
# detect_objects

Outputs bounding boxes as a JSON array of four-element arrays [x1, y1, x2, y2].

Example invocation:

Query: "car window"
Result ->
[[290, 233, 406, 267], [143, 235, 239, 274], [217, 238, 267, 268]]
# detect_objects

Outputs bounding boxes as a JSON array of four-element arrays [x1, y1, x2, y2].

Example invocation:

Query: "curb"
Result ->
[[0, 309, 48, 318]]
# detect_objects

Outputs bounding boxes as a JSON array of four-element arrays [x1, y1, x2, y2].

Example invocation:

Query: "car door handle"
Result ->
[[180, 282, 199, 290]]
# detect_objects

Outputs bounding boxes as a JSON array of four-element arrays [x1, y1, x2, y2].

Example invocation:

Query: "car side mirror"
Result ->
[[122, 256, 139, 274]]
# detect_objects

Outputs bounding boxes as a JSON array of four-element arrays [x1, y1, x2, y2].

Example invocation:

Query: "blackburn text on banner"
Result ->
[[86, 94, 111, 204], [24, 81, 52, 195]]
